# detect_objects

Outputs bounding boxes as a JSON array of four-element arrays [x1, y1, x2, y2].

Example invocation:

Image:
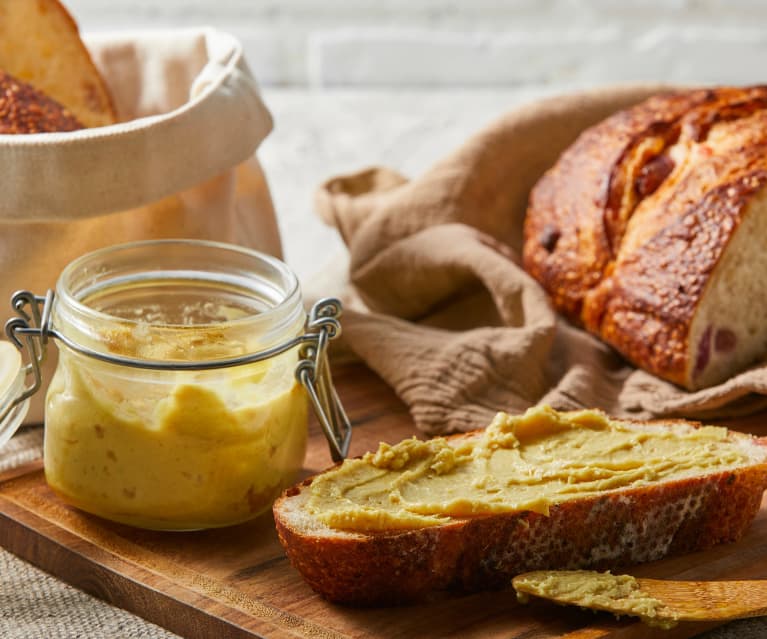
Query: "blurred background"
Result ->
[[65, 0, 767, 285], [67, 0, 767, 88]]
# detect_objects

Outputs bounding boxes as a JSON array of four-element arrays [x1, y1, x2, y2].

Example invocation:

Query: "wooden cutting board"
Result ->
[[1, 363, 767, 639]]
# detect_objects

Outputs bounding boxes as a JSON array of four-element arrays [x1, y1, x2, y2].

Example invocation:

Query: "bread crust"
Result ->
[[0, 70, 83, 133], [592, 171, 767, 385], [43, 0, 117, 125], [523, 86, 767, 388], [0, 0, 117, 127], [274, 425, 767, 606]]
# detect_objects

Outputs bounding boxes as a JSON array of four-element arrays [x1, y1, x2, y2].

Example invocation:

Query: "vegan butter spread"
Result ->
[[513, 570, 677, 628], [307, 405, 753, 531], [44, 317, 308, 530]]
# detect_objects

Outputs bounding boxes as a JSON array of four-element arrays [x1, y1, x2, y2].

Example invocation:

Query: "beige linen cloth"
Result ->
[[316, 85, 767, 436], [1, 28, 279, 424]]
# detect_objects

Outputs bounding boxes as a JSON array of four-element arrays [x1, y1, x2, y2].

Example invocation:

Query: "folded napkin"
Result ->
[[315, 85, 767, 436]]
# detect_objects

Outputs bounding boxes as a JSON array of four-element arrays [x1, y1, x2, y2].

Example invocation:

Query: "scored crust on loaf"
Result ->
[[0, 70, 83, 133], [0, 0, 117, 127], [523, 86, 767, 390], [274, 419, 767, 605]]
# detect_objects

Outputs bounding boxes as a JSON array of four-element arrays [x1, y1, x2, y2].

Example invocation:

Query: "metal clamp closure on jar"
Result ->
[[2, 289, 352, 461]]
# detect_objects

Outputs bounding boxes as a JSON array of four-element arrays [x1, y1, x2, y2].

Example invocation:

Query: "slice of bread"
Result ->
[[0, 0, 117, 127], [0, 69, 83, 133], [274, 408, 767, 606]]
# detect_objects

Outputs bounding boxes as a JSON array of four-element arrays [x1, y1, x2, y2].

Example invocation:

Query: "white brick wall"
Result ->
[[66, 0, 767, 87]]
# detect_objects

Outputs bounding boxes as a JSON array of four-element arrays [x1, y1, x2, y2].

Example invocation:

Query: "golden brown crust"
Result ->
[[0, 0, 117, 127], [274, 427, 767, 606], [522, 86, 767, 387], [44, 0, 117, 125], [591, 171, 767, 385], [523, 89, 706, 319], [0, 70, 83, 133]]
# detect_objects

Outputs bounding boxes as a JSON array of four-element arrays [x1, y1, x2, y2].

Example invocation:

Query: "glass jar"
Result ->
[[0, 239, 350, 530]]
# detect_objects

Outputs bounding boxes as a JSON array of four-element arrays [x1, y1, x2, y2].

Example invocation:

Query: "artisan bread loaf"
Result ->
[[0, 70, 83, 133], [0, 0, 116, 127], [274, 407, 767, 605], [523, 86, 767, 390]]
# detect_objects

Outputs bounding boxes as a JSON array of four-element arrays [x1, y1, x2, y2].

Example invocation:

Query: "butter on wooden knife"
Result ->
[[513, 570, 767, 628]]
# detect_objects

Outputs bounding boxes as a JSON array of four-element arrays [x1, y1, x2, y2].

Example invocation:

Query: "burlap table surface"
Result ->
[[315, 84, 767, 437]]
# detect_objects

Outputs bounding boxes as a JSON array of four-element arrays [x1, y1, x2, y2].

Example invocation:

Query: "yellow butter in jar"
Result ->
[[5, 239, 349, 530]]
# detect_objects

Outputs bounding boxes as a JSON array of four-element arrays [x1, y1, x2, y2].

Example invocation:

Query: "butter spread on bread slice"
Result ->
[[523, 86, 767, 390], [0, 0, 116, 127], [274, 406, 767, 605]]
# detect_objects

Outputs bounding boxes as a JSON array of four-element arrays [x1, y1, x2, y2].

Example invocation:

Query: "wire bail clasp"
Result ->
[[296, 298, 351, 462], [1, 290, 53, 423], [1, 291, 354, 463]]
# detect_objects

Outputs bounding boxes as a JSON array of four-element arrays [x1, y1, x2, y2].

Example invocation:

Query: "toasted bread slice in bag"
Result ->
[[0, 0, 116, 127]]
